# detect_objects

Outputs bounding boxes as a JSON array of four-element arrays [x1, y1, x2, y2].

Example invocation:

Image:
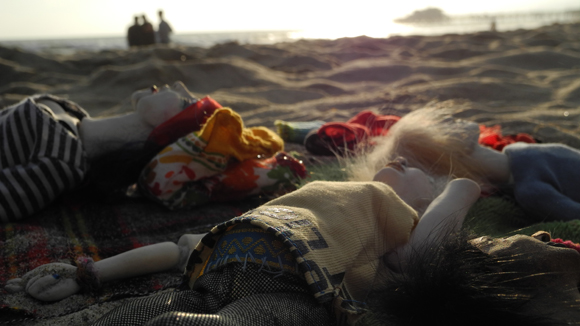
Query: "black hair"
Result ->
[[360, 230, 568, 326]]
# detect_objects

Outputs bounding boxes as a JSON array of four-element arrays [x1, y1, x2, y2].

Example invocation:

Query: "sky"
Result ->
[[0, 0, 578, 40]]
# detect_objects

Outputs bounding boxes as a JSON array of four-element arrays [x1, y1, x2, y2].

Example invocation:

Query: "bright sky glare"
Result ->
[[0, 0, 578, 40]]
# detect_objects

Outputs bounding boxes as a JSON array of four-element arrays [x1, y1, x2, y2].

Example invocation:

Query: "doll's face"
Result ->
[[472, 232, 580, 321], [473, 232, 580, 275], [373, 157, 433, 212], [131, 81, 197, 126], [472, 231, 580, 294]]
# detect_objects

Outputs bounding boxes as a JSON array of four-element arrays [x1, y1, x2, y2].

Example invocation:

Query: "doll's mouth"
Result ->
[[549, 239, 580, 253]]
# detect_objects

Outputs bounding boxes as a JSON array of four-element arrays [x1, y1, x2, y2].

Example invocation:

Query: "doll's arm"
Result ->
[[5, 234, 204, 302], [386, 178, 481, 270], [407, 178, 481, 247], [514, 180, 580, 221]]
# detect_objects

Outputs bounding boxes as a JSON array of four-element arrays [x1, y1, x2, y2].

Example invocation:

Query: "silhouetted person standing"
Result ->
[[157, 10, 173, 44], [141, 14, 156, 46], [127, 16, 142, 47], [490, 17, 497, 32]]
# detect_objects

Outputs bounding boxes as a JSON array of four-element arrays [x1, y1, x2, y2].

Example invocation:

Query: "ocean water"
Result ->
[[0, 30, 302, 56], [0, 12, 577, 56]]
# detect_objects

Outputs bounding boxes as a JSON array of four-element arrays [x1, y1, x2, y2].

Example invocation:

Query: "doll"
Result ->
[[5, 159, 482, 325], [0, 81, 218, 222], [362, 228, 580, 326], [350, 107, 580, 222]]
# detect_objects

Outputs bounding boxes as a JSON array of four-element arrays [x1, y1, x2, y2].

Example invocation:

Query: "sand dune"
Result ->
[[1, 23, 579, 148]]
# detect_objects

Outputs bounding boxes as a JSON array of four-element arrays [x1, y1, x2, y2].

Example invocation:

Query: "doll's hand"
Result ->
[[4, 263, 81, 302]]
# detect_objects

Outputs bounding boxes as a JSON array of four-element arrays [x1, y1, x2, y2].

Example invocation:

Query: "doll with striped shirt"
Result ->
[[0, 82, 218, 222]]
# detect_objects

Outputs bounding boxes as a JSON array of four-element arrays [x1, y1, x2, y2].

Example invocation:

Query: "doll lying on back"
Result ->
[[0, 81, 293, 221], [0, 82, 217, 222], [351, 107, 580, 222], [6, 158, 481, 325]]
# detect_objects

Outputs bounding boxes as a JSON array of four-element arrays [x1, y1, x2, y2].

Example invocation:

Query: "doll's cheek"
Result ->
[[373, 168, 400, 186], [131, 90, 150, 108]]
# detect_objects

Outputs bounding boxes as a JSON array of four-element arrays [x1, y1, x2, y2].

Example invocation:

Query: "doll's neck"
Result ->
[[470, 145, 511, 184], [79, 113, 153, 160]]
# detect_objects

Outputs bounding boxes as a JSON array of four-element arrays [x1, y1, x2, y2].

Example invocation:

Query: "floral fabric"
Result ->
[[139, 108, 306, 210]]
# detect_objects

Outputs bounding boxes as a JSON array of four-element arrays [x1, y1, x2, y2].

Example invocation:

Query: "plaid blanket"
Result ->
[[0, 191, 267, 324]]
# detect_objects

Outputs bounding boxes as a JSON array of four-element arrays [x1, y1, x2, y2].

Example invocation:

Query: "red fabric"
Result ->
[[478, 125, 536, 151], [552, 238, 580, 253], [318, 110, 400, 151], [274, 151, 307, 179], [146, 96, 222, 148], [346, 110, 399, 137]]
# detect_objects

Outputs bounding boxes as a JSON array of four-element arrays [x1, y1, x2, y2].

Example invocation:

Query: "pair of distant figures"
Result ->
[[128, 10, 173, 47]]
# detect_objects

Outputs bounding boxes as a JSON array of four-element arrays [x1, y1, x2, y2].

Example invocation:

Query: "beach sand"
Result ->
[[2, 23, 580, 148], [1, 22, 580, 325]]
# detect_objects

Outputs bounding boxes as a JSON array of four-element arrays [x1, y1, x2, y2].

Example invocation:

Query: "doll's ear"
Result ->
[[454, 119, 480, 151]]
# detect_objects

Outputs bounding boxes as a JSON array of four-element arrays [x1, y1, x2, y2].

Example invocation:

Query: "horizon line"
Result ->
[[0, 29, 303, 43]]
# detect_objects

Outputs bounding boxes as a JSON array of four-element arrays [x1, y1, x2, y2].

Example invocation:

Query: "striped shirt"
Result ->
[[0, 95, 89, 222]]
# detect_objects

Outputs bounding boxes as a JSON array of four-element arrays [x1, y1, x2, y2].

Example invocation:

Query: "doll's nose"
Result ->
[[172, 81, 185, 89], [396, 157, 408, 166]]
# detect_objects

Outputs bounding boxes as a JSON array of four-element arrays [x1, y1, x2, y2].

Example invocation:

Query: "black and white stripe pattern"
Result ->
[[0, 98, 88, 222]]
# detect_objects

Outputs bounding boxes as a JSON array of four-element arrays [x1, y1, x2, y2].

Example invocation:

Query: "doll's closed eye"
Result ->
[[385, 157, 407, 172], [181, 98, 195, 109]]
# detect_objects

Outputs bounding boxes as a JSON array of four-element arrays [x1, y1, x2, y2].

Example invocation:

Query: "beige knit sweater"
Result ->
[[186, 181, 419, 320]]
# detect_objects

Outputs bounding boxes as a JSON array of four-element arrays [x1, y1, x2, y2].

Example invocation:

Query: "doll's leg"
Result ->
[[92, 289, 211, 326], [144, 292, 333, 326], [142, 263, 332, 325]]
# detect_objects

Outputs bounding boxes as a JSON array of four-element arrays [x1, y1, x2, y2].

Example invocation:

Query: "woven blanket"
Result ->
[[3, 147, 580, 325], [465, 194, 580, 242], [0, 192, 267, 324]]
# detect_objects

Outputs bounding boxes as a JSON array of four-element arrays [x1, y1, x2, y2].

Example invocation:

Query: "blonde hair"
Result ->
[[347, 107, 487, 185]]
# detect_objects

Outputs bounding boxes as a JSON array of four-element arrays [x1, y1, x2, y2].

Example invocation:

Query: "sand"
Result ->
[[1, 22, 580, 325], [2, 23, 580, 149]]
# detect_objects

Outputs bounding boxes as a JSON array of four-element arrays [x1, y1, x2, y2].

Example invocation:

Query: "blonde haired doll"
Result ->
[[6, 159, 481, 325], [352, 107, 580, 221]]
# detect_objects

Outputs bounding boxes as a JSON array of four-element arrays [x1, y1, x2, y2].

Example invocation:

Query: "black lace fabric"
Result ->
[[92, 262, 333, 326]]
